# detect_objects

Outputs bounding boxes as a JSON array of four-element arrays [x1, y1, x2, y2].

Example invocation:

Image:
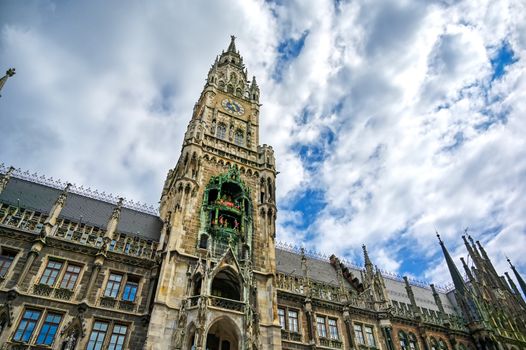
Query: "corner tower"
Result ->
[[146, 37, 280, 350]]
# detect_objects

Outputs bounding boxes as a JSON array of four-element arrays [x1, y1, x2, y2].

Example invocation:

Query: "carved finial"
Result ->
[[436, 230, 443, 243], [227, 35, 237, 53], [0, 68, 16, 97]]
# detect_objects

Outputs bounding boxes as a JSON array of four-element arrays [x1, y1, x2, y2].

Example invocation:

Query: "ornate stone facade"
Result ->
[[0, 37, 525, 350]]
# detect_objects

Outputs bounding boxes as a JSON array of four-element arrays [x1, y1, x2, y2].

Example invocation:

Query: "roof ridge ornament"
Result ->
[[0, 163, 159, 215]]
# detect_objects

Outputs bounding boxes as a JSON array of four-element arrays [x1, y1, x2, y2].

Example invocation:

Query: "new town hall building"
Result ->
[[0, 37, 525, 350]]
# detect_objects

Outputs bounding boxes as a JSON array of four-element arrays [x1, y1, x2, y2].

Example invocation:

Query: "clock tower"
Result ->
[[145, 36, 280, 350]]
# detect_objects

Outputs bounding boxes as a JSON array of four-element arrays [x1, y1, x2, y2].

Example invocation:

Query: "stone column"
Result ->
[[304, 298, 316, 348], [15, 242, 43, 290], [84, 259, 103, 303], [342, 307, 355, 349]]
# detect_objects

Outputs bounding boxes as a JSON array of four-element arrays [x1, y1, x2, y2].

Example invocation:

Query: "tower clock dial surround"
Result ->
[[221, 98, 245, 116]]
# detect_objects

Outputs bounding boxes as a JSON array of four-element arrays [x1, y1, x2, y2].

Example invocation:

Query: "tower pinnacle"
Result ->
[[508, 257, 526, 298], [227, 35, 237, 53]]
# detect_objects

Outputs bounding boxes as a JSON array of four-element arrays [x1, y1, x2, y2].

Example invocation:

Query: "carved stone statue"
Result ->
[[62, 330, 79, 350]]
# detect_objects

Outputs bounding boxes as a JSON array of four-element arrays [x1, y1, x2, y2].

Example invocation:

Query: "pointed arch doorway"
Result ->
[[204, 317, 240, 350]]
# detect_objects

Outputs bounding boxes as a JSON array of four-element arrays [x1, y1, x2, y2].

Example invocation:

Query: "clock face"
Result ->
[[221, 98, 245, 116]]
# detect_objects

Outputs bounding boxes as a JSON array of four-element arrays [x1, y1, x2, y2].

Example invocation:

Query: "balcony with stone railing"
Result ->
[[209, 295, 244, 312], [281, 329, 302, 342], [32, 283, 76, 301], [319, 337, 343, 349], [99, 296, 137, 312], [0, 203, 158, 261]]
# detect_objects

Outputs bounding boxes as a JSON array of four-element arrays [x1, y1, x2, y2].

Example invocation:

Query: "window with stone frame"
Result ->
[[278, 308, 286, 329], [12, 308, 63, 346], [315, 315, 340, 340], [13, 309, 42, 343], [87, 320, 129, 350], [288, 309, 299, 333], [316, 316, 327, 338], [108, 324, 128, 350], [0, 247, 17, 278], [87, 321, 109, 350], [39, 260, 63, 286], [122, 276, 140, 302], [353, 323, 375, 347], [353, 324, 365, 345], [328, 318, 339, 340], [59, 263, 81, 290], [277, 306, 301, 333], [104, 273, 123, 298], [38, 259, 83, 290], [364, 326, 375, 346], [35, 312, 63, 346], [103, 272, 141, 303]]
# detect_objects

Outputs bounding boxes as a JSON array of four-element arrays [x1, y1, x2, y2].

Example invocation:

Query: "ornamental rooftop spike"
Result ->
[[227, 35, 237, 53], [508, 257, 526, 298]]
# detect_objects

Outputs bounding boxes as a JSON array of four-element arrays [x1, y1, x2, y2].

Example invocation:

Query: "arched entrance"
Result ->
[[205, 317, 240, 350]]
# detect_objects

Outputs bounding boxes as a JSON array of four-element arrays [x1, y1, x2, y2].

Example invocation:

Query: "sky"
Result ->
[[1, 0, 525, 288]]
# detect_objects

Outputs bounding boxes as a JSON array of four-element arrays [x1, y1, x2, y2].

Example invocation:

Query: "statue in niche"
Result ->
[[211, 119, 216, 134], [61, 330, 79, 350]]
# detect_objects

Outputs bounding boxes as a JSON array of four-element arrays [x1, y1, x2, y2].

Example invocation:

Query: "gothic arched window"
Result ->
[[216, 123, 226, 139], [399, 331, 409, 350], [227, 84, 234, 93], [430, 337, 438, 350], [408, 333, 419, 350], [234, 130, 244, 146]]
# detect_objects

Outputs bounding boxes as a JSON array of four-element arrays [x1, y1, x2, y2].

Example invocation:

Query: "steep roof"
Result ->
[[0, 176, 162, 241], [275, 247, 458, 315]]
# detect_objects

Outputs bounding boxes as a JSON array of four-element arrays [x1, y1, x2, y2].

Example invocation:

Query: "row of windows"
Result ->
[[39, 259, 140, 302], [11, 307, 128, 349], [215, 123, 245, 146], [1, 248, 140, 303], [277, 307, 377, 346]]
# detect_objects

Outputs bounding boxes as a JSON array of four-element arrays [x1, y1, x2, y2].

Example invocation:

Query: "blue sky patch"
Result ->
[[288, 188, 326, 230], [490, 41, 518, 82], [273, 31, 309, 81]]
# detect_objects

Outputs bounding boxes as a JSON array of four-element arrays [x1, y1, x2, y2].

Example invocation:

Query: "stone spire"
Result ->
[[437, 233, 466, 296], [363, 244, 374, 277], [0, 166, 15, 194], [0, 68, 15, 97], [476, 240, 503, 289], [508, 257, 526, 298]]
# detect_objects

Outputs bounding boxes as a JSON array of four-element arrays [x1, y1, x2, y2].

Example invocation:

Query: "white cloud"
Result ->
[[1, 0, 526, 286]]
